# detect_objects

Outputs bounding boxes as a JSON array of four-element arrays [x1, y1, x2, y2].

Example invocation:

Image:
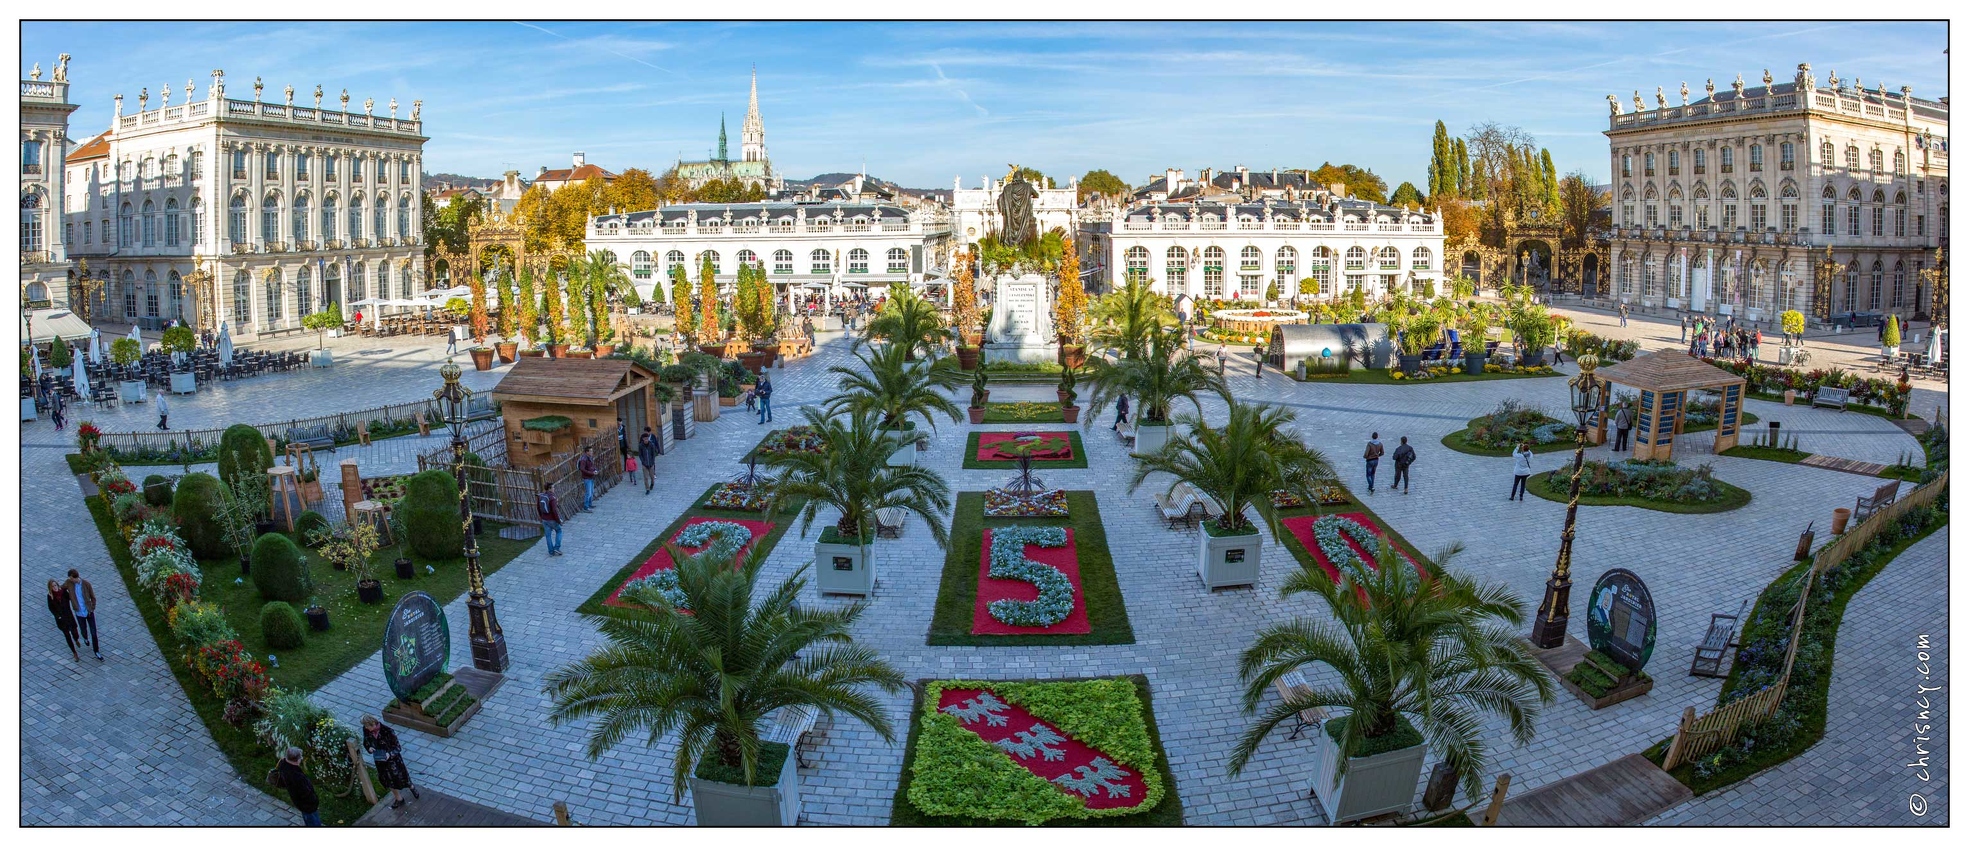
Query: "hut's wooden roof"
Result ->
[[1594, 350, 1745, 393], [491, 358, 653, 405]]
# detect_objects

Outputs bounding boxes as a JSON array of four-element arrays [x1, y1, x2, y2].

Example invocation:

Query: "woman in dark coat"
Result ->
[[46, 579, 79, 661], [361, 715, 420, 808]]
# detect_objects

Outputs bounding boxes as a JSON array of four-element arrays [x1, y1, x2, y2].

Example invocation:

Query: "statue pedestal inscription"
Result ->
[[983, 274, 1056, 363]]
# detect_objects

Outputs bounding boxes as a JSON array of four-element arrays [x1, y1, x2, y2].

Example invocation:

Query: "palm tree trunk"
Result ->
[[713, 729, 745, 768]]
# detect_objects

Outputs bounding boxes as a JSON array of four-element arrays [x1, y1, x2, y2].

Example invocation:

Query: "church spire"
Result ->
[[717, 112, 728, 161], [741, 66, 767, 164], [747, 65, 760, 121]]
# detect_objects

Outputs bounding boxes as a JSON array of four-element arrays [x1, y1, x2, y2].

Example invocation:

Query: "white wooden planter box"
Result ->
[[21, 397, 37, 421], [1197, 529, 1261, 590], [1308, 725, 1427, 824], [1134, 422, 1171, 455], [169, 371, 197, 394], [118, 380, 146, 403], [814, 538, 873, 596], [312, 349, 335, 367], [689, 749, 800, 826]]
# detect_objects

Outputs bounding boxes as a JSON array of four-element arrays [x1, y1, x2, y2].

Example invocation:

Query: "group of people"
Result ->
[[268, 716, 421, 825], [43, 569, 102, 662], [1360, 433, 1419, 495], [1682, 314, 1761, 363]]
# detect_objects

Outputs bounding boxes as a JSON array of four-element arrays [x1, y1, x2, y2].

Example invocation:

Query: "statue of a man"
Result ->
[[1607, 94, 1621, 115], [996, 166, 1040, 249]]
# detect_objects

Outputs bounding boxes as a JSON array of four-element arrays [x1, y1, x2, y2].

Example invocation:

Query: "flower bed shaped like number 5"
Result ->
[[904, 678, 1170, 825]]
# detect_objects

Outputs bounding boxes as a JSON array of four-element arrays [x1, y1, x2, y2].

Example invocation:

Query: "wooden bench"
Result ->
[[762, 704, 825, 769], [1689, 600, 1746, 678], [285, 424, 337, 452], [1273, 671, 1329, 740], [1155, 483, 1202, 528], [1114, 419, 1136, 448], [1811, 386, 1851, 411], [874, 506, 904, 539], [1853, 480, 1900, 523]]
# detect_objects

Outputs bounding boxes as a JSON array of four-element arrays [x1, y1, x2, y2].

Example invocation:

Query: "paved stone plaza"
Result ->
[[18, 325, 1946, 826]]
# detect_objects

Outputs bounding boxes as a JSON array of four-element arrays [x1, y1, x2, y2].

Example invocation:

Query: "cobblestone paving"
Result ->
[[22, 328, 1934, 826], [1648, 527, 1949, 826]]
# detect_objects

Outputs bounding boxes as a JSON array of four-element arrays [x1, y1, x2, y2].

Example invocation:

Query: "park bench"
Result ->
[[1852, 480, 1900, 524], [1689, 600, 1747, 678], [1273, 670, 1329, 740], [1810, 385, 1851, 411], [1114, 419, 1136, 448], [874, 506, 905, 539], [1155, 483, 1203, 528], [285, 424, 337, 453], [762, 704, 827, 769]]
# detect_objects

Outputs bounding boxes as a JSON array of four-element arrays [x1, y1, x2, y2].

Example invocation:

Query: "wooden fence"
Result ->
[[416, 428, 624, 528], [1662, 469, 1948, 770]]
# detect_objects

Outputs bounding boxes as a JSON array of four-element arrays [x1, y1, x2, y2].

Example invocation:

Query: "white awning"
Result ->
[[25, 309, 93, 346]]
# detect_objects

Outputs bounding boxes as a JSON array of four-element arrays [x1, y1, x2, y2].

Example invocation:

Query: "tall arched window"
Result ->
[[667, 250, 687, 275], [350, 261, 365, 307], [400, 261, 414, 299], [165, 198, 181, 246], [847, 248, 869, 274], [295, 265, 313, 317], [265, 268, 284, 325], [1202, 247, 1225, 297], [232, 269, 251, 326], [373, 193, 387, 239], [1275, 246, 1297, 289], [261, 192, 281, 244], [1894, 149, 1906, 173], [321, 193, 337, 242], [144, 269, 160, 316], [887, 247, 909, 273], [189, 198, 204, 244], [397, 196, 411, 239], [1411, 246, 1433, 270], [1124, 246, 1149, 282], [1872, 189, 1886, 236], [292, 192, 311, 242], [1378, 246, 1400, 270], [1239, 246, 1262, 271], [378, 262, 393, 301], [700, 250, 722, 275], [141, 200, 157, 246], [348, 195, 364, 241], [809, 249, 830, 275], [228, 195, 246, 244], [1820, 140, 1834, 164], [168, 270, 184, 320], [772, 249, 792, 275], [121, 269, 137, 317], [1345, 246, 1367, 270], [1895, 191, 1909, 237], [333, 260, 351, 303], [19, 192, 43, 253], [1892, 261, 1906, 307], [631, 251, 653, 279]]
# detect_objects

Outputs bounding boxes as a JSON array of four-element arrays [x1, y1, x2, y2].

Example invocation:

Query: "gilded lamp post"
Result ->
[[435, 359, 509, 672], [1530, 353, 1607, 649]]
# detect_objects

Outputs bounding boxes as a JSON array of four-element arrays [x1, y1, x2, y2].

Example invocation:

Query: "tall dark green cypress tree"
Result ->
[[1455, 138, 1474, 200], [1540, 148, 1560, 215], [1427, 121, 1451, 199]]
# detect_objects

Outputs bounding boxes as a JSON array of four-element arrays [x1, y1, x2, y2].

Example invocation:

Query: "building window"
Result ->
[[119, 203, 134, 247], [265, 269, 284, 325], [1894, 150, 1906, 173], [1275, 247, 1297, 287], [141, 200, 156, 246], [1622, 204, 1633, 226], [296, 266, 313, 317], [1377, 247, 1400, 270], [20, 193, 43, 252], [262, 193, 281, 244], [296, 152, 310, 180], [1845, 146, 1860, 169], [1779, 142, 1794, 170], [168, 270, 184, 320], [1821, 140, 1834, 164], [1868, 149, 1883, 173], [1869, 262, 1883, 310], [145, 270, 160, 316], [21, 138, 42, 174], [1696, 204, 1710, 230], [401, 160, 411, 182], [321, 195, 337, 241], [772, 217, 793, 233], [887, 247, 909, 273], [1344, 246, 1366, 271], [1240, 246, 1261, 271], [121, 270, 136, 317], [1719, 148, 1734, 173], [189, 151, 203, 180], [1749, 144, 1763, 172], [1642, 260, 1656, 297], [1750, 204, 1767, 231], [667, 250, 687, 276], [699, 250, 722, 275], [1645, 204, 1659, 227], [1693, 149, 1706, 174], [1621, 155, 1632, 178], [772, 249, 792, 275], [233, 269, 250, 326], [809, 249, 830, 275], [83, 220, 91, 244], [1309, 252, 1332, 296], [631, 251, 652, 279], [1667, 150, 1679, 175], [325, 153, 337, 180], [293, 193, 310, 242], [352, 156, 364, 183], [229, 196, 246, 244], [231, 149, 247, 179], [165, 198, 181, 245], [1668, 204, 1683, 228], [350, 262, 365, 305], [1644, 153, 1655, 177], [1124, 246, 1149, 282], [1917, 214, 1926, 237], [1781, 203, 1798, 232], [264, 151, 279, 180], [847, 248, 869, 274], [397, 197, 410, 239], [1848, 204, 1861, 236], [1895, 193, 1908, 236], [190, 198, 204, 244], [348, 196, 363, 240], [373, 194, 386, 239], [1410, 246, 1431, 271], [1892, 261, 1906, 307], [1203, 265, 1224, 299]]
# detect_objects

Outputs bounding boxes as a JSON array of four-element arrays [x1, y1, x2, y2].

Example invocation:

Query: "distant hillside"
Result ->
[[422, 172, 499, 192]]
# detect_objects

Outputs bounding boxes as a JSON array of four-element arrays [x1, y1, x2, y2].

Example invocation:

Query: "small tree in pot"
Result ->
[[387, 514, 414, 579], [309, 520, 384, 604], [299, 304, 343, 350], [967, 366, 989, 425]]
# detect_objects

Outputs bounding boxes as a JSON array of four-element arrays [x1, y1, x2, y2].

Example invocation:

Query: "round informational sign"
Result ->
[[382, 591, 450, 703], [1585, 568, 1657, 673]]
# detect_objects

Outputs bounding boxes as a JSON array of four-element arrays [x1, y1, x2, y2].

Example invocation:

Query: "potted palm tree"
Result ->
[[545, 548, 906, 826], [1058, 366, 1080, 424], [1129, 401, 1333, 590], [764, 408, 952, 597], [1082, 325, 1228, 455], [826, 343, 962, 467], [860, 286, 950, 361], [967, 366, 989, 425], [1459, 305, 1494, 374], [1230, 541, 1554, 823], [1088, 278, 1177, 361]]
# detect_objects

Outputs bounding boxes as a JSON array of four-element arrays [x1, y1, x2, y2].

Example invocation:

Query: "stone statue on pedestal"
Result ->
[[997, 166, 1040, 249]]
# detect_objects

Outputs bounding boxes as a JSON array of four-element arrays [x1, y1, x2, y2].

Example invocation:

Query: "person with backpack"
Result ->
[[1613, 402, 1634, 452], [1390, 436, 1416, 494], [537, 486, 564, 556], [1252, 344, 1265, 379], [1113, 394, 1131, 431], [268, 747, 321, 826], [576, 447, 598, 512], [637, 427, 660, 494], [1363, 432, 1385, 495]]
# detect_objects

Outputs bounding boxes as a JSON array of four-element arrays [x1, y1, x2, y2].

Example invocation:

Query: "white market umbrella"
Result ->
[[126, 324, 142, 353], [1926, 328, 1945, 366], [73, 355, 90, 398], [31, 349, 43, 382], [89, 328, 103, 363]]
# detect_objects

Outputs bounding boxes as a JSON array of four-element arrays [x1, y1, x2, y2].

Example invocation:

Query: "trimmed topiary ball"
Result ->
[[171, 472, 228, 559], [143, 475, 174, 507], [216, 424, 273, 491], [399, 469, 463, 560], [259, 601, 307, 648], [250, 533, 310, 602], [294, 511, 331, 544]]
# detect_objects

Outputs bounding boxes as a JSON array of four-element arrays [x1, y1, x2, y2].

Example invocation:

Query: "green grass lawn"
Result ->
[[978, 402, 1068, 424], [1440, 420, 1579, 458], [1525, 469, 1753, 514], [1289, 366, 1563, 386], [888, 675, 1182, 826], [575, 483, 804, 622], [961, 431, 1090, 470], [928, 491, 1133, 646], [1721, 444, 1811, 465]]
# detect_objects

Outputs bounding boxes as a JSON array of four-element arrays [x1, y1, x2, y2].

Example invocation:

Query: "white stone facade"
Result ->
[[64, 69, 427, 341], [584, 201, 953, 303], [21, 57, 78, 310], [1604, 64, 1948, 323], [1106, 199, 1444, 302]]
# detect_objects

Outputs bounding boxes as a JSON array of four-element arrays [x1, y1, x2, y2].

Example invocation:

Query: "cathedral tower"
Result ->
[[741, 66, 767, 163]]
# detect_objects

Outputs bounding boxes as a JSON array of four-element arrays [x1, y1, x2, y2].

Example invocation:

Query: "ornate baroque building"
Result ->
[[1605, 64, 1948, 324], [584, 201, 953, 302], [675, 69, 781, 193], [21, 55, 78, 311], [64, 69, 427, 341]]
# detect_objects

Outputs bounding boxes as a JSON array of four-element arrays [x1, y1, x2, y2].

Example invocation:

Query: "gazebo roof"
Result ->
[[1594, 350, 1746, 393], [491, 358, 654, 405]]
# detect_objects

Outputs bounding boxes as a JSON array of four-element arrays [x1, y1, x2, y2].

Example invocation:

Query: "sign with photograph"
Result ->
[[383, 591, 450, 703], [1585, 569, 1656, 672]]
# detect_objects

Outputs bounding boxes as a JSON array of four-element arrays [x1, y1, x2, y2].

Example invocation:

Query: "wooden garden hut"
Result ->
[[491, 358, 660, 469], [1594, 350, 1747, 462]]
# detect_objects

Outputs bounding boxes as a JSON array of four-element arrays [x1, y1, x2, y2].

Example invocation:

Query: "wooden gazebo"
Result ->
[[491, 358, 661, 468], [1594, 351, 1747, 462]]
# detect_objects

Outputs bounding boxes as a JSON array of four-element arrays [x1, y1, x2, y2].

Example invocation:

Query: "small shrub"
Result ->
[[294, 511, 331, 544], [258, 601, 307, 648], [249, 533, 310, 602], [216, 424, 273, 491], [399, 470, 463, 560], [142, 474, 174, 507], [112, 491, 150, 526], [171, 473, 229, 559]]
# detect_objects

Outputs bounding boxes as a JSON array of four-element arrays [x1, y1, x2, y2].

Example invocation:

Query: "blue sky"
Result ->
[[23, 20, 1948, 192]]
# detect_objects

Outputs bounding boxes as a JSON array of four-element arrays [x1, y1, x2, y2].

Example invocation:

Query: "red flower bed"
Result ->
[[972, 529, 1089, 636], [603, 517, 775, 608], [976, 431, 1075, 462], [1279, 512, 1424, 583], [935, 687, 1148, 810]]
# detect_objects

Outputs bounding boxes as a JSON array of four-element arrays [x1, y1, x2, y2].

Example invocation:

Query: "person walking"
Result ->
[[1750, 329, 1762, 362], [1113, 394, 1130, 431], [1363, 432, 1385, 495], [1618, 302, 1629, 327], [1216, 344, 1228, 375], [637, 427, 659, 494], [46, 579, 80, 662], [537, 486, 564, 556], [50, 392, 66, 432], [445, 324, 460, 356], [755, 375, 774, 424], [1390, 436, 1416, 494], [576, 447, 598, 512], [1613, 402, 1634, 452], [1679, 314, 1688, 343], [65, 569, 101, 661], [1509, 442, 1534, 501], [154, 390, 169, 430], [1252, 344, 1265, 379], [616, 421, 629, 466], [268, 747, 321, 826], [361, 716, 421, 809]]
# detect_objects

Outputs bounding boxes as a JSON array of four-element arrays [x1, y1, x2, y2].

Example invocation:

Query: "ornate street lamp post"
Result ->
[[1530, 353, 1607, 649], [435, 359, 509, 672]]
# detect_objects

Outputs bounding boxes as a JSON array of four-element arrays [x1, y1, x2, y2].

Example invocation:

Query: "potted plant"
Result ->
[[1881, 314, 1901, 358], [519, 342, 546, 358], [1230, 541, 1554, 824], [1459, 306, 1493, 375], [388, 515, 415, 579], [297, 305, 343, 367], [160, 326, 200, 393], [545, 547, 905, 826], [309, 520, 384, 604], [967, 367, 989, 425], [1510, 304, 1556, 367], [824, 343, 962, 467], [764, 407, 952, 597], [1082, 325, 1228, 455], [111, 337, 146, 403], [495, 338, 519, 363], [1129, 401, 1333, 590], [1058, 366, 1080, 424], [303, 598, 330, 631]]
